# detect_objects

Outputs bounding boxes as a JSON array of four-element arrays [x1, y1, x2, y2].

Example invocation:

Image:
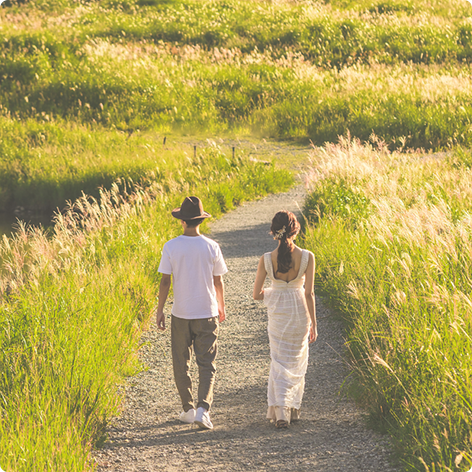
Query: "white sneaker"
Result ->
[[194, 407, 213, 430], [179, 408, 196, 424]]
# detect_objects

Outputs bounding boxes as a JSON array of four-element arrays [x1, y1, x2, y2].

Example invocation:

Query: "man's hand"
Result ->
[[156, 309, 166, 330], [155, 274, 171, 331], [214, 275, 226, 324]]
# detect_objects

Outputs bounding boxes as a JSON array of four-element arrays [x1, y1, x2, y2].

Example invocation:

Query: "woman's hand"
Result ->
[[309, 324, 318, 344]]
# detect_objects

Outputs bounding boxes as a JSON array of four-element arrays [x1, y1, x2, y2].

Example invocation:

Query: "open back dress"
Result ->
[[263, 249, 311, 424]]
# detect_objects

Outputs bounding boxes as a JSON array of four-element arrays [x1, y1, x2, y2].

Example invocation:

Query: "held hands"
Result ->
[[309, 324, 318, 344]]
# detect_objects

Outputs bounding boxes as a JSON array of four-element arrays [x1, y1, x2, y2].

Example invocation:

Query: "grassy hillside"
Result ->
[[1, 0, 471, 211], [1, 0, 471, 156]]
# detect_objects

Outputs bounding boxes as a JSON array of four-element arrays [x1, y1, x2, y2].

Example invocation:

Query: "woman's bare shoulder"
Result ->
[[305, 250, 315, 266], [296, 245, 313, 256], [291, 245, 303, 259]]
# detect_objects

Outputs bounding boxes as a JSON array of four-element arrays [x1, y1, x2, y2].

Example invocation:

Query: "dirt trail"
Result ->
[[93, 185, 400, 472]]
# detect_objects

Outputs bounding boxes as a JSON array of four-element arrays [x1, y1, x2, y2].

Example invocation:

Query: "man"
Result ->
[[155, 196, 227, 430]]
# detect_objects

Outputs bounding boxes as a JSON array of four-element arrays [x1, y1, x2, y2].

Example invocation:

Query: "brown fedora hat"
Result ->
[[171, 196, 211, 220]]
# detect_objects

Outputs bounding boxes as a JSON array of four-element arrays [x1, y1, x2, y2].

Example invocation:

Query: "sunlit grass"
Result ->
[[3, 48, 472, 151], [0, 145, 293, 471], [1, 0, 472, 468], [1, 0, 472, 150], [0, 116, 166, 211], [302, 137, 472, 471]]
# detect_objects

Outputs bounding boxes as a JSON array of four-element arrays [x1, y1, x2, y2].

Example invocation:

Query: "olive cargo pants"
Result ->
[[171, 315, 218, 412]]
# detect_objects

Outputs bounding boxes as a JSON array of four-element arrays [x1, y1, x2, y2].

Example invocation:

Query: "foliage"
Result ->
[[303, 137, 472, 471], [0, 0, 471, 150], [0, 146, 292, 471], [1, 0, 471, 469]]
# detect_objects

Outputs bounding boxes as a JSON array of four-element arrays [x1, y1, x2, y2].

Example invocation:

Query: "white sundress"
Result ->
[[263, 249, 311, 424]]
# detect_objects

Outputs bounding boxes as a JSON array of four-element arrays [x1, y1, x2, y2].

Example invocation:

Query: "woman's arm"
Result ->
[[253, 255, 267, 300], [305, 252, 318, 343]]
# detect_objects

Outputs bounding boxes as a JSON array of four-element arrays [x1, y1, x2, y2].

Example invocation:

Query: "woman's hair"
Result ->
[[270, 210, 300, 274]]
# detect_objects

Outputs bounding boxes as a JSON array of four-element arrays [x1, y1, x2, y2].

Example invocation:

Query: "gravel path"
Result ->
[[93, 186, 400, 472]]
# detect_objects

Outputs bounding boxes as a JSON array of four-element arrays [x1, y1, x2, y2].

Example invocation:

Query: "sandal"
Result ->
[[275, 420, 288, 429]]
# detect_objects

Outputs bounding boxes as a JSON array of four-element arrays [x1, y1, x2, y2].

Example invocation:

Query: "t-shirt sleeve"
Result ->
[[213, 245, 228, 276], [158, 243, 173, 275]]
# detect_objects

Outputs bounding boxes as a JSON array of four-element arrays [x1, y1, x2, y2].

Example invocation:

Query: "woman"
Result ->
[[253, 210, 317, 428]]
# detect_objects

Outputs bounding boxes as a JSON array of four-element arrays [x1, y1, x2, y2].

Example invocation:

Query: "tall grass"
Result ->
[[302, 137, 472, 471], [0, 116, 169, 212], [1, 0, 472, 467], [0, 147, 293, 472], [1, 114, 292, 213], [0, 1, 299, 468], [1, 0, 472, 150]]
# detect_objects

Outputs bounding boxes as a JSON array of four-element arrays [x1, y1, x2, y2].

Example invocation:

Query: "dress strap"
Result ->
[[264, 252, 274, 280], [297, 250, 310, 279]]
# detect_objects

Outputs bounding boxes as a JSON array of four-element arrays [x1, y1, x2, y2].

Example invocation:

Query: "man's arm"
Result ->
[[155, 274, 171, 330], [213, 275, 226, 323]]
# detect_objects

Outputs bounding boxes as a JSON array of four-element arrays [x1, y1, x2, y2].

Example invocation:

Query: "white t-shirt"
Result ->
[[158, 235, 228, 320]]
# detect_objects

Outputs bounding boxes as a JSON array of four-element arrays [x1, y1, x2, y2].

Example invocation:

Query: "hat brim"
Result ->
[[171, 209, 211, 220]]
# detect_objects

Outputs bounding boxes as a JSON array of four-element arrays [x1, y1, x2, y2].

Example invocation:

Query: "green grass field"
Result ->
[[0, 145, 292, 471], [1, 0, 471, 212], [1, 0, 472, 469], [302, 139, 472, 471]]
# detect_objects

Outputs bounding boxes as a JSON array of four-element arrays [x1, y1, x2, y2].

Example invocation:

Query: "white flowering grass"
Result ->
[[303, 137, 472, 471]]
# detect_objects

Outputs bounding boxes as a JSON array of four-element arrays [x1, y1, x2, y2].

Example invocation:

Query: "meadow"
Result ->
[[1, 0, 472, 470], [1, 0, 471, 212], [0, 116, 173, 212], [303, 139, 472, 471], [0, 0, 471, 212]]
